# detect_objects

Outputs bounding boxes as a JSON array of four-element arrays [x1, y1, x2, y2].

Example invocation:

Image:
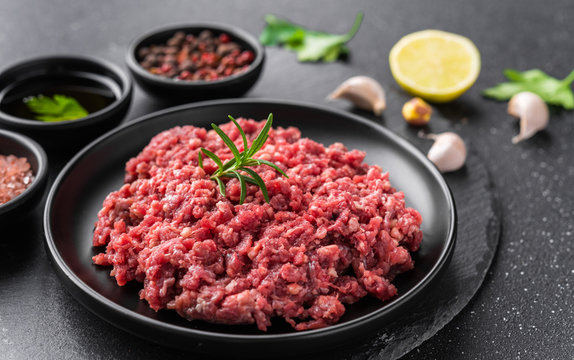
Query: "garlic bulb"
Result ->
[[328, 76, 386, 115], [426, 132, 467, 173], [507, 91, 549, 144]]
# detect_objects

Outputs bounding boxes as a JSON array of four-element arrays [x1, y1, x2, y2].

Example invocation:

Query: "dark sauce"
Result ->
[[0, 74, 118, 121]]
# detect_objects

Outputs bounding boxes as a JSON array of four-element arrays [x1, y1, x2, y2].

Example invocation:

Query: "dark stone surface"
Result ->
[[0, 1, 572, 359]]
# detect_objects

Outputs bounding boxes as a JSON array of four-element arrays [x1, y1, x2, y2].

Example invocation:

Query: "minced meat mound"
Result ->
[[92, 118, 423, 331]]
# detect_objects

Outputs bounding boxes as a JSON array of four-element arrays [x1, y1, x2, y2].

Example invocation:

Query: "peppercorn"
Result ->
[[138, 30, 255, 82], [219, 33, 231, 44]]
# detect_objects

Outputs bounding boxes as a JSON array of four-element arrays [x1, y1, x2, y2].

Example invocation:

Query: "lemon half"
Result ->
[[389, 30, 481, 103]]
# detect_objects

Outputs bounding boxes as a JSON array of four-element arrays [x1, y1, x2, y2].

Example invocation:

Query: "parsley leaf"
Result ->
[[259, 15, 302, 46], [483, 69, 574, 109], [24, 94, 89, 122], [260, 13, 363, 62]]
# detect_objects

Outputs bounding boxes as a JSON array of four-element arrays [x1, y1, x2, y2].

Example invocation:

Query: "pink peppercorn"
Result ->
[[219, 33, 231, 44], [160, 63, 172, 73]]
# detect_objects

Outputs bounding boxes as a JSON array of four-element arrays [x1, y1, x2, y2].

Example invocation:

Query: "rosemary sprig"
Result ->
[[198, 113, 288, 204]]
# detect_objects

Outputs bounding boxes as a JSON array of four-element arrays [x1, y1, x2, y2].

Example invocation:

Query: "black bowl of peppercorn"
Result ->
[[126, 23, 265, 101]]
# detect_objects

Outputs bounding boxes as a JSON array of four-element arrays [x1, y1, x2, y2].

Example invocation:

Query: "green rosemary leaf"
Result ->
[[238, 173, 258, 185], [198, 150, 204, 169], [242, 159, 259, 167], [255, 159, 289, 177], [229, 115, 249, 160], [242, 168, 270, 203], [215, 177, 226, 197], [198, 113, 287, 205], [220, 171, 256, 185], [211, 123, 242, 163], [230, 170, 247, 204], [219, 157, 237, 174], [248, 113, 273, 157], [200, 148, 224, 169]]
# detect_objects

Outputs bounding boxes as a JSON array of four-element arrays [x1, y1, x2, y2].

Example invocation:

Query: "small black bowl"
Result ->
[[0, 56, 132, 148], [126, 23, 265, 101], [0, 129, 48, 221]]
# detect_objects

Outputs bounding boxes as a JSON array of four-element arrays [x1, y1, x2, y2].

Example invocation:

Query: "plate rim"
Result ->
[[43, 98, 456, 343]]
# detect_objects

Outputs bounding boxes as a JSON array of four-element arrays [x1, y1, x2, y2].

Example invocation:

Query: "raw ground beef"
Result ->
[[92, 118, 423, 331]]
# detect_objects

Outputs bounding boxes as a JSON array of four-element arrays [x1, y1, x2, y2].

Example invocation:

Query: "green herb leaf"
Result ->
[[242, 168, 270, 203], [200, 148, 224, 169], [248, 113, 273, 157], [231, 170, 247, 204], [483, 68, 574, 109], [254, 159, 289, 178], [24, 94, 89, 122], [233, 174, 258, 186], [198, 150, 204, 169], [198, 113, 288, 204], [211, 123, 242, 164], [229, 115, 249, 161], [219, 157, 237, 174], [215, 177, 226, 197], [260, 12, 363, 63], [259, 14, 302, 46], [295, 14, 363, 62]]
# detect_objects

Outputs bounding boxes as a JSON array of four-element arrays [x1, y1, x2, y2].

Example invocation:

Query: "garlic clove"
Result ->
[[328, 76, 386, 115], [507, 91, 549, 144], [426, 132, 467, 173]]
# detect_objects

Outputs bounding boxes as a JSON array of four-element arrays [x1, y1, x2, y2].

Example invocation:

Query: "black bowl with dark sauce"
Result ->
[[0, 56, 132, 148], [1, 76, 117, 121]]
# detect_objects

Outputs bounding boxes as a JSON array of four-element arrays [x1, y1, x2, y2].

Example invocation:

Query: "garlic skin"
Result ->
[[507, 91, 549, 144], [427, 132, 467, 173], [328, 76, 386, 115]]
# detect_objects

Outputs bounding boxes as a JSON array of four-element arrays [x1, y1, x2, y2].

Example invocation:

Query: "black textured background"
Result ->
[[0, 1, 572, 359]]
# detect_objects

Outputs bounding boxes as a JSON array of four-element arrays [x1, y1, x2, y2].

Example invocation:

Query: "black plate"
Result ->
[[43, 99, 456, 357]]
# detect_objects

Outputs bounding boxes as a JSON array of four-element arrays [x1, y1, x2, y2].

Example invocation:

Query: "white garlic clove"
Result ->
[[507, 91, 549, 144], [328, 76, 386, 115], [426, 132, 467, 173]]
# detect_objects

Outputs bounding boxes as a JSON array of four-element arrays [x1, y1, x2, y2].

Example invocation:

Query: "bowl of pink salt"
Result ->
[[0, 128, 48, 220]]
